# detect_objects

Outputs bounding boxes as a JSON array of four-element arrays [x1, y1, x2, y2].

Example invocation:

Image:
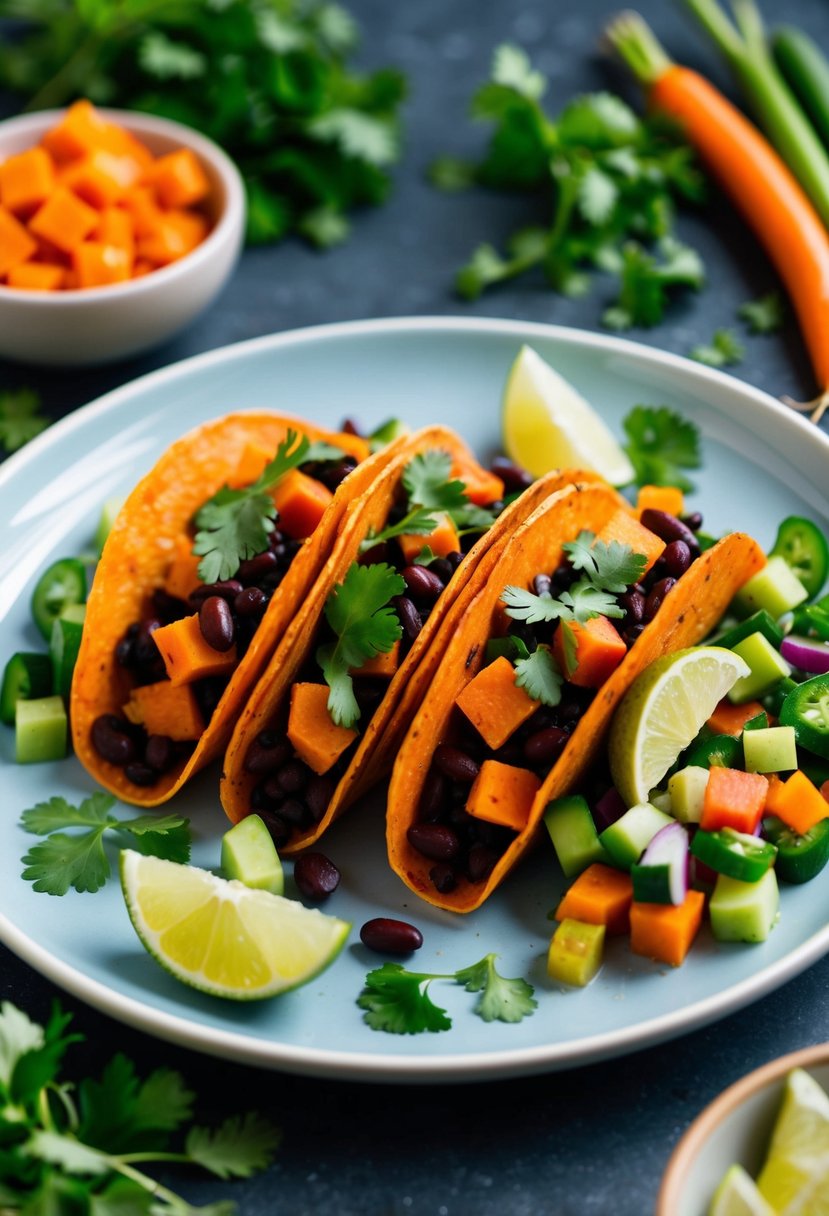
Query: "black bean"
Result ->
[[115, 637, 134, 667], [623, 623, 646, 647], [91, 715, 137, 766], [429, 863, 458, 894], [360, 917, 423, 955], [278, 798, 310, 826], [319, 458, 357, 490], [244, 732, 291, 775], [198, 596, 235, 652], [533, 573, 552, 597], [445, 551, 464, 571], [237, 551, 278, 585], [494, 741, 524, 765], [619, 587, 645, 624], [145, 734, 177, 772], [305, 774, 337, 821], [234, 586, 268, 618], [276, 759, 309, 795], [644, 577, 678, 623], [682, 511, 703, 532], [352, 679, 386, 716], [341, 417, 362, 435], [490, 455, 533, 493], [523, 726, 568, 766], [418, 769, 448, 819], [125, 761, 157, 786], [258, 810, 292, 849], [428, 557, 453, 584], [358, 541, 390, 567], [551, 562, 577, 591], [393, 595, 422, 642], [434, 744, 480, 784], [407, 822, 461, 861], [401, 565, 444, 603], [639, 509, 700, 553], [188, 580, 243, 607], [294, 852, 341, 900], [152, 589, 189, 624], [661, 539, 693, 578], [466, 843, 499, 884]]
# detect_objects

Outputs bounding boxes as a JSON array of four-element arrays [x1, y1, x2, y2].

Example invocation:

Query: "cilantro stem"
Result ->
[[105, 1157, 187, 1208]]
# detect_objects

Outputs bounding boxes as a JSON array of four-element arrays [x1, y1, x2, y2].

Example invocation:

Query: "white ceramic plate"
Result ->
[[1, 317, 828, 1084]]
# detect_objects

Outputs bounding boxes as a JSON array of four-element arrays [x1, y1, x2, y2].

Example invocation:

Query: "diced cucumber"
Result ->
[[94, 495, 126, 555], [543, 794, 608, 878], [221, 814, 284, 895], [649, 790, 673, 815], [15, 696, 68, 763], [742, 725, 798, 774], [668, 765, 710, 823], [709, 869, 779, 942], [732, 555, 808, 620], [598, 803, 674, 870], [728, 632, 792, 704], [0, 652, 53, 726], [50, 603, 86, 699], [547, 918, 605, 986], [711, 609, 784, 652]]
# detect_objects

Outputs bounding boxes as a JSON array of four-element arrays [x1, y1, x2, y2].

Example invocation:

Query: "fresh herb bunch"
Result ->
[[0, 0, 406, 247], [0, 999, 280, 1213], [433, 44, 706, 327], [0, 389, 49, 453], [621, 405, 701, 491]]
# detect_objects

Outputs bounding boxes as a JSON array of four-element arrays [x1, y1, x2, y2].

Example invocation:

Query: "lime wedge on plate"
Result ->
[[120, 849, 350, 1000], [501, 344, 635, 485], [608, 646, 750, 807], [709, 1165, 775, 1216], [757, 1068, 829, 1214]]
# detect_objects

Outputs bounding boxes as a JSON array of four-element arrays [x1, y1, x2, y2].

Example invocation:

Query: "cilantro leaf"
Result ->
[[401, 450, 469, 514], [20, 794, 190, 896], [357, 965, 452, 1034], [563, 531, 647, 593], [558, 620, 579, 677], [186, 1112, 282, 1179], [317, 562, 405, 727], [513, 645, 563, 707], [689, 328, 744, 368], [454, 954, 538, 1023], [502, 586, 571, 624], [192, 430, 310, 582], [561, 579, 626, 622], [738, 291, 785, 334], [605, 239, 704, 330], [0, 389, 49, 453], [622, 404, 701, 492]]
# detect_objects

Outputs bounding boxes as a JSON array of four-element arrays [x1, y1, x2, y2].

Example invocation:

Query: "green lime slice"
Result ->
[[709, 1164, 776, 1216], [757, 1068, 829, 1214]]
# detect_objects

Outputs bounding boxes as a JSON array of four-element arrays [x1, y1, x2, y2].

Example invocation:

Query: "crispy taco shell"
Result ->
[[386, 484, 766, 912]]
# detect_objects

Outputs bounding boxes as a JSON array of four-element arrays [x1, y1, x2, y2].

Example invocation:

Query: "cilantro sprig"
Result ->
[[689, 328, 744, 369], [621, 405, 701, 492], [357, 953, 537, 1034], [0, 1000, 279, 1213], [435, 45, 706, 327], [0, 388, 49, 453], [363, 449, 496, 550], [20, 792, 190, 896], [738, 291, 785, 335], [317, 562, 405, 729]]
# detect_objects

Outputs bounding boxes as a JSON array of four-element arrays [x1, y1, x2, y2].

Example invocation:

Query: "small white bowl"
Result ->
[[658, 1043, 829, 1215], [0, 107, 245, 366]]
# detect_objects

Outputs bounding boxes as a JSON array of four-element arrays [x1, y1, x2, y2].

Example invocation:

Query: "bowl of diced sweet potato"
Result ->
[[0, 101, 245, 366]]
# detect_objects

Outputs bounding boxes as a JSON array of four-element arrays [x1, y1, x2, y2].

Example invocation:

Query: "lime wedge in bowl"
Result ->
[[608, 646, 751, 807], [709, 1164, 776, 1216], [501, 344, 635, 485], [757, 1068, 829, 1214], [120, 849, 350, 1000]]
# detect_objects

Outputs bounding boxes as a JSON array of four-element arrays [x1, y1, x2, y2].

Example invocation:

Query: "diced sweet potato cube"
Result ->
[[226, 441, 275, 489], [592, 508, 666, 575], [152, 613, 237, 686], [6, 262, 64, 291], [635, 484, 685, 519], [92, 206, 135, 258], [29, 186, 98, 254], [287, 682, 357, 775], [630, 889, 705, 967], [455, 655, 539, 749], [123, 680, 204, 741], [61, 149, 144, 209], [73, 241, 131, 288], [148, 148, 210, 208], [41, 99, 143, 163], [136, 209, 209, 266], [272, 469, 333, 539], [768, 769, 829, 836], [700, 766, 768, 834], [399, 511, 461, 564], [163, 535, 203, 602], [465, 760, 541, 832], [351, 640, 400, 678], [553, 615, 627, 688], [119, 187, 165, 239], [451, 454, 504, 506], [0, 205, 37, 276], [0, 147, 56, 217], [764, 773, 787, 817], [554, 863, 634, 935]]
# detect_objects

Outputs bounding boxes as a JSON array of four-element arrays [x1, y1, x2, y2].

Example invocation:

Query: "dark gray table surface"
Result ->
[[3, 2, 829, 1213]]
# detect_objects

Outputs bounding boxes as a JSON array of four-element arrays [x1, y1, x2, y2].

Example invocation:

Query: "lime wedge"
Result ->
[[608, 646, 750, 807], [708, 1164, 776, 1216], [120, 849, 350, 1000], [501, 344, 635, 485], [757, 1069, 829, 1214]]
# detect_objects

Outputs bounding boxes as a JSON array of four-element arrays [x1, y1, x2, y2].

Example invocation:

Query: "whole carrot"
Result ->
[[607, 12, 829, 424]]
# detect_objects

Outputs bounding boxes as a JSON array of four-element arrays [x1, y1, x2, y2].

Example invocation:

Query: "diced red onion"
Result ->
[[780, 634, 829, 674], [592, 786, 627, 832], [641, 821, 690, 905]]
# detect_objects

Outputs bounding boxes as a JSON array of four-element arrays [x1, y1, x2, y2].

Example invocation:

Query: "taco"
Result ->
[[71, 411, 394, 806], [386, 483, 766, 912], [219, 427, 608, 853]]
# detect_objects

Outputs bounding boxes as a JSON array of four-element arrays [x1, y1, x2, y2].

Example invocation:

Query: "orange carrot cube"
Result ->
[[0, 147, 56, 216], [0, 205, 37, 276], [465, 760, 541, 831], [768, 769, 829, 836], [351, 640, 400, 678], [700, 766, 769, 834], [6, 262, 64, 291], [73, 241, 131, 288], [136, 209, 209, 266], [630, 889, 705, 967], [123, 680, 204, 742], [706, 698, 767, 737], [61, 149, 144, 209], [163, 535, 203, 602], [29, 186, 98, 254], [455, 655, 539, 749], [554, 863, 634, 935], [635, 484, 685, 519], [271, 469, 333, 539], [118, 186, 165, 239], [148, 148, 210, 208], [41, 100, 140, 163], [152, 613, 237, 686], [287, 682, 357, 775], [592, 508, 666, 575], [92, 207, 135, 258], [552, 615, 627, 688], [399, 511, 461, 564], [764, 773, 787, 817]]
